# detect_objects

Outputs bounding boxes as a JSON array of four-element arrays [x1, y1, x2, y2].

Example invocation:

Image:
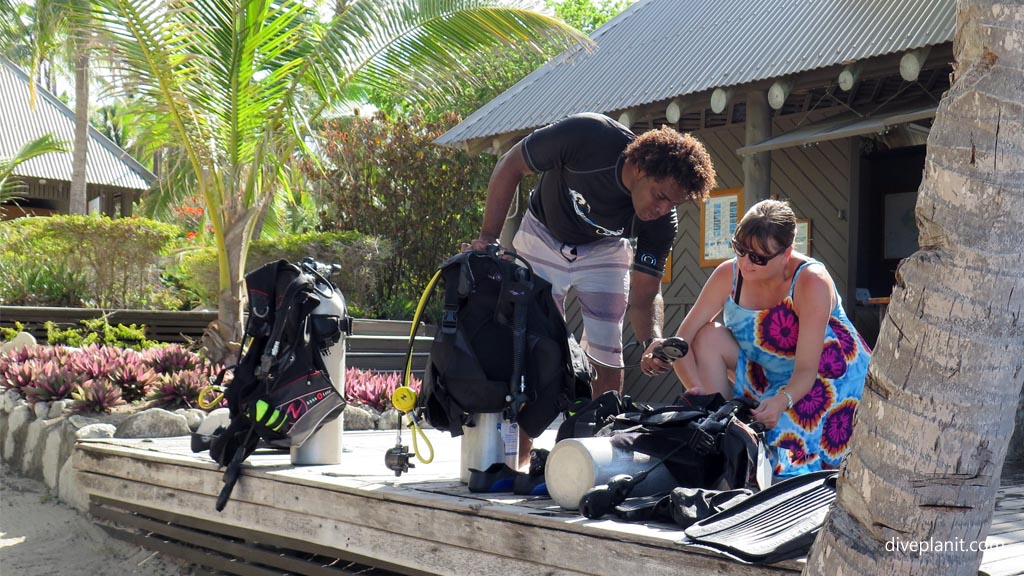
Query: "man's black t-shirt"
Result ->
[[521, 113, 677, 277]]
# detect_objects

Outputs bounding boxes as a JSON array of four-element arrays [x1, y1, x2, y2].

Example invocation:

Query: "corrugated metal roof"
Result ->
[[0, 57, 154, 190], [439, 0, 955, 147]]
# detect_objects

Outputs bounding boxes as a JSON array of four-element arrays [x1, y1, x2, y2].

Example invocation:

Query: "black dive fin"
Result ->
[[681, 470, 838, 565]]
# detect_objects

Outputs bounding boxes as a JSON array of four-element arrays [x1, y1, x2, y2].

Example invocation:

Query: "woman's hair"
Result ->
[[734, 199, 797, 252], [623, 127, 716, 203]]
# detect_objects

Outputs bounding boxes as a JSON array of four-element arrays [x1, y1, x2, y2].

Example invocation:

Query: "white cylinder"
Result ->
[[900, 47, 931, 82], [291, 283, 347, 465], [666, 99, 683, 124], [768, 80, 792, 110], [838, 64, 860, 92], [545, 437, 677, 511], [710, 88, 731, 114], [460, 412, 518, 483]]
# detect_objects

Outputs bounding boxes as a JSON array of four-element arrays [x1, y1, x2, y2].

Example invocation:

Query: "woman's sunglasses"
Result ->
[[731, 238, 788, 266]]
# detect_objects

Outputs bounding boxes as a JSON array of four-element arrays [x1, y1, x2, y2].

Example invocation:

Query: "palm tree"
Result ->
[[83, 0, 585, 360], [805, 1, 1024, 574], [1, 134, 70, 205], [67, 0, 91, 215], [10, 0, 92, 214]]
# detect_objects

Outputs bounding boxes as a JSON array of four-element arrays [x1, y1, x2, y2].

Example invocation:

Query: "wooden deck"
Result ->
[[73, 430, 1023, 576]]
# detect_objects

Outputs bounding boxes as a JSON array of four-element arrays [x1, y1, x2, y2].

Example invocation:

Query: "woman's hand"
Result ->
[[751, 393, 790, 429], [640, 339, 671, 377]]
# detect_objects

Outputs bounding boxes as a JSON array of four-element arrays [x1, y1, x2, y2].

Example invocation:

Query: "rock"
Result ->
[[1, 389, 23, 412], [76, 423, 116, 439], [174, 408, 206, 432], [3, 405, 32, 464], [58, 457, 88, 512], [42, 425, 67, 489], [342, 404, 376, 431], [48, 400, 71, 419], [377, 408, 402, 430], [114, 408, 191, 438], [0, 331, 37, 353], [22, 417, 60, 481], [195, 408, 230, 435], [33, 402, 50, 419], [68, 414, 103, 430]]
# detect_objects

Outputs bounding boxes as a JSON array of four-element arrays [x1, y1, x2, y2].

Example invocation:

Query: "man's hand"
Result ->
[[640, 339, 671, 377], [461, 237, 498, 252]]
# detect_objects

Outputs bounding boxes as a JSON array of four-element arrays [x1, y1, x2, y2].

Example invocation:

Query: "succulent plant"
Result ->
[[344, 368, 421, 412], [22, 361, 86, 404], [146, 367, 213, 409], [109, 363, 159, 403], [71, 379, 126, 413], [1, 357, 40, 396], [71, 344, 128, 382], [142, 344, 204, 375]]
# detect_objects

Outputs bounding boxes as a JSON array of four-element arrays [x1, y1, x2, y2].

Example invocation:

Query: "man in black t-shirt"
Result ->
[[469, 113, 716, 398]]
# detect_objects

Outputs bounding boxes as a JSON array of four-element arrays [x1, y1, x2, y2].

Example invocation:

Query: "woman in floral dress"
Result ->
[[641, 199, 870, 478]]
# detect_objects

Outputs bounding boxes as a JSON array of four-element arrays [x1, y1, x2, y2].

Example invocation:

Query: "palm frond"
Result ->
[[309, 0, 588, 105], [0, 133, 70, 203]]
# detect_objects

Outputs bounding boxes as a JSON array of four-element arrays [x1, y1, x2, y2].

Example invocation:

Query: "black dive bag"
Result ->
[[205, 258, 350, 510], [418, 248, 591, 438], [561, 391, 763, 491]]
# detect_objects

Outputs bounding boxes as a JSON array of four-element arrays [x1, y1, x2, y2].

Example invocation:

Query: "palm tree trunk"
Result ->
[[68, 35, 89, 215], [203, 206, 259, 366], [805, 1, 1024, 574]]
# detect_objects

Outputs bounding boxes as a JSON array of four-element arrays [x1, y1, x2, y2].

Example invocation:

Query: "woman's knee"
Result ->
[[692, 322, 739, 368]]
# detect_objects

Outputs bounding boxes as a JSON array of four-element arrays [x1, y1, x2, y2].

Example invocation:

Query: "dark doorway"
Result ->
[[854, 145, 927, 345]]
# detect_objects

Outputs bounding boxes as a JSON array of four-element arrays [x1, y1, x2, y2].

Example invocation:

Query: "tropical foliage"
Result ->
[[345, 367, 421, 412], [168, 229, 387, 315], [0, 215, 182, 309], [372, 0, 631, 119], [75, 0, 585, 358], [308, 112, 491, 319], [0, 341, 214, 413], [0, 133, 69, 205]]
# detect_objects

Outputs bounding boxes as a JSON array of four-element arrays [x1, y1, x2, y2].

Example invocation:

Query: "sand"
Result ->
[[0, 464, 195, 576]]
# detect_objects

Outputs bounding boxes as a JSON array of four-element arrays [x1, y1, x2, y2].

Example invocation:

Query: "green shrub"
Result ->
[[45, 318, 157, 350], [306, 113, 492, 321], [168, 230, 389, 316], [1, 321, 25, 342], [0, 215, 183, 309]]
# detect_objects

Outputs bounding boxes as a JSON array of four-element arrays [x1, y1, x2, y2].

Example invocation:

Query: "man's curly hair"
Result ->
[[623, 127, 717, 203]]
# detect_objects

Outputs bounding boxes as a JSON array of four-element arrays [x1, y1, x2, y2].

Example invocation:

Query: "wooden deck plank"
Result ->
[[73, 432, 798, 576], [981, 484, 1024, 575], [74, 454, 775, 575], [72, 431, 1022, 576], [97, 523, 288, 576], [91, 499, 403, 576], [78, 470, 597, 576]]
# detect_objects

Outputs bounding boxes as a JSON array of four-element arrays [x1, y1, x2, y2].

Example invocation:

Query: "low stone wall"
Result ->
[[0, 389, 401, 512]]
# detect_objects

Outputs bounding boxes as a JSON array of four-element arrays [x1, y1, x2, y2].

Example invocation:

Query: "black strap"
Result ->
[[256, 271, 312, 381], [505, 266, 533, 420]]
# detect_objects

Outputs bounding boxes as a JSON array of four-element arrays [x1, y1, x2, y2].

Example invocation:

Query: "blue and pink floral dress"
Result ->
[[725, 259, 870, 478]]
